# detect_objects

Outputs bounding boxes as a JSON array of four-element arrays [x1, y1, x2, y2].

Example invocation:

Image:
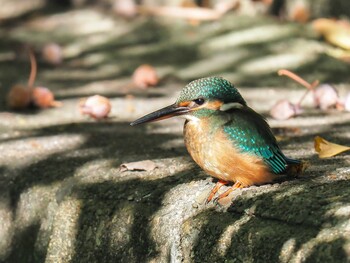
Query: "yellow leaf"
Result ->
[[312, 18, 350, 50], [326, 48, 350, 63], [314, 136, 350, 158]]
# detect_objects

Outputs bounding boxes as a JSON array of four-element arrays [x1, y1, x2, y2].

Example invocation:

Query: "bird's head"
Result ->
[[130, 77, 246, 125]]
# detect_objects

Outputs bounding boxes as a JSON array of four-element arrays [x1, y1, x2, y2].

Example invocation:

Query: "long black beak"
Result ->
[[130, 103, 189, 126]]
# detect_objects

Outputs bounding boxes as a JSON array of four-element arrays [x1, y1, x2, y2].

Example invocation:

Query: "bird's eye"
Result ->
[[193, 98, 205, 105]]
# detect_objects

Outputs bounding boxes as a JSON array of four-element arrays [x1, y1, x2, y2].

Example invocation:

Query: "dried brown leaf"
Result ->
[[120, 160, 158, 172], [314, 136, 350, 158]]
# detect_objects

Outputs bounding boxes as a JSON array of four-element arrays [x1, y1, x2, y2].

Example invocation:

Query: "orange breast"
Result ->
[[184, 119, 276, 187]]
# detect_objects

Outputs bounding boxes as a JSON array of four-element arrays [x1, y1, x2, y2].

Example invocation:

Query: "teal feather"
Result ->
[[222, 107, 290, 174]]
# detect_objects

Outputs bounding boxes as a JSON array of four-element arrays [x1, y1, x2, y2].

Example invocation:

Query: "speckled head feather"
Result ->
[[176, 77, 246, 105]]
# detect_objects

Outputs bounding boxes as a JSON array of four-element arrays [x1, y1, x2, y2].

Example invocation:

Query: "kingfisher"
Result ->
[[131, 77, 302, 202]]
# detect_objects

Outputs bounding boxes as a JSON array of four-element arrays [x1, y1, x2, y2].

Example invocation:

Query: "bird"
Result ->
[[130, 77, 303, 202]]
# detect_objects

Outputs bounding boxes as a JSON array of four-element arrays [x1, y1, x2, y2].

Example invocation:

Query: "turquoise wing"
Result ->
[[223, 108, 289, 174]]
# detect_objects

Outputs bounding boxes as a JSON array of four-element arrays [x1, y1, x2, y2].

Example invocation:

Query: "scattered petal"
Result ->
[[132, 64, 159, 89], [270, 99, 301, 120], [289, 3, 310, 23], [314, 136, 350, 158], [32, 87, 62, 108], [42, 43, 63, 65], [79, 95, 112, 119], [313, 84, 340, 110], [120, 160, 158, 172]]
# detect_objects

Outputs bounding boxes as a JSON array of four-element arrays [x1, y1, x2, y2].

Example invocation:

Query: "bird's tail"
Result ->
[[285, 157, 309, 177], [285, 157, 301, 165]]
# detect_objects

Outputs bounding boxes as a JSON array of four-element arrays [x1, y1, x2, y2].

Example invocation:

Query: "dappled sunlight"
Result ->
[[66, 53, 111, 67], [63, 29, 133, 58], [45, 198, 82, 263], [14, 183, 61, 230], [273, 184, 306, 201], [326, 205, 350, 218], [290, 224, 349, 262], [107, 202, 135, 256], [27, 9, 118, 36], [238, 52, 318, 75], [0, 51, 15, 62], [0, 195, 13, 261], [269, 110, 350, 128], [0, 1, 350, 261], [201, 24, 299, 52], [150, 179, 214, 262], [71, 156, 194, 185], [279, 238, 297, 263], [178, 49, 250, 79], [214, 214, 251, 257], [0, 134, 87, 168], [116, 42, 170, 58], [53, 78, 130, 97], [42, 64, 122, 82], [180, 176, 350, 261], [0, 0, 44, 20]]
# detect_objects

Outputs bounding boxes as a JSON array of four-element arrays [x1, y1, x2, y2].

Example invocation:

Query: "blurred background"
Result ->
[[1, 0, 350, 113]]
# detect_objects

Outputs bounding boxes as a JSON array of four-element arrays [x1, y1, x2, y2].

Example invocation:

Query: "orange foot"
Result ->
[[206, 180, 228, 203], [215, 181, 243, 202]]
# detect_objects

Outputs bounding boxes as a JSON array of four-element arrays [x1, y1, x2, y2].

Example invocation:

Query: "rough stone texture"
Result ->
[[0, 4, 349, 263]]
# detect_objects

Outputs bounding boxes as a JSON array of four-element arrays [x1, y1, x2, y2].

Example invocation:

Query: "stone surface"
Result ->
[[0, 4, 349, 263]]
